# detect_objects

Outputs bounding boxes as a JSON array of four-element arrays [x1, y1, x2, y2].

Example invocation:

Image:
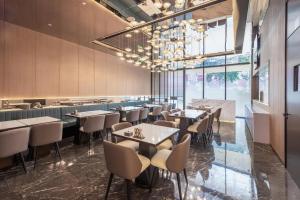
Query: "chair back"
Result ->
[[153, 120, 175, 128], [112, 122, 132, 132], [139, 108, 149, 120], [152, 106, 162, 116], [214, 108, 222, 120], [126, 110, 140, 123], [103, 141, 142, 180], [82, 115, 105, 133], [208, 113, 215, 129], [160, 111, 169, 121], [196, 117, 209, 133], [104, 113, 120, 129], [166, 134, 191, 173], [30, 122, 63, 146], [0, 127, 30, 158], [167, 104, 172, 112], [161, 104, 168, 111]]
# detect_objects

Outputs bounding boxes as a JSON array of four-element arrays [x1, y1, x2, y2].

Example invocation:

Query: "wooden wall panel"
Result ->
[[94, 51, 108, 96], [3, 23, 35, 98], [60, 41, 79, 96], [35, 33, 60, 97], [260, 0, 286, 162], [78, 46, 95, 96]]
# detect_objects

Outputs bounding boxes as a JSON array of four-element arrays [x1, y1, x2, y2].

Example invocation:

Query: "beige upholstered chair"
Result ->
[[153, 120, 175, 151], [104, 113, 120, 140], [167, 104, 172, 112], [150, 134, 191, 200], [111, 122, 139, 151], [148, 106, 162, 121], [170, 108, 181, 113], [103, 141, 150, 200], [207, 113, 215, 140], [162, 103, 168, 111], [80, 115, 105, 150], [123, 110, 140, 125], [0, 127, 30, 173], [30, 122, 63, 168], [187, 117, 209, 145], [139, 108, 149, 123], [161, 111, 180, 128]]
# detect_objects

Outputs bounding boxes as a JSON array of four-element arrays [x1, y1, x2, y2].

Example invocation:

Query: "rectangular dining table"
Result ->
[[65, 110, 113, 144], [112, 123, 180, 187], [0, 120, 27, 132], [17, 116, 60, 126]]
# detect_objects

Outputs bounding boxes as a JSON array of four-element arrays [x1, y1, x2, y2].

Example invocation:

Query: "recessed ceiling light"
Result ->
[[116, 52, 123, 57], [125, 33, 132, 38], [125, 48, 132, 52], [81, 2, 87, 5], [47, 23, 52, 27]]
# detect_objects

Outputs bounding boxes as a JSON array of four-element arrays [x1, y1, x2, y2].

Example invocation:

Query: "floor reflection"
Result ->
[[0, 119, 299, 200]]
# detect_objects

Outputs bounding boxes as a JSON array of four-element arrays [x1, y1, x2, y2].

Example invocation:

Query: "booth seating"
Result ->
[[0, 101, 151, 130]]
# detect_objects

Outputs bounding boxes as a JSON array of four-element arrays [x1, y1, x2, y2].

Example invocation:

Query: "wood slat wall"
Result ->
[[0, 21, 150, 98]]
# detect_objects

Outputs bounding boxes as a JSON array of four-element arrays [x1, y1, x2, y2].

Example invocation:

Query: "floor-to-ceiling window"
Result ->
[[151, 17, 251, 117]]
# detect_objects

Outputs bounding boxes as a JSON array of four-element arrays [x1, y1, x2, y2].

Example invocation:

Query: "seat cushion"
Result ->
[[117, 140, 139, 151], [137, 154, 150, 173], [157, 139, 173, 151], [187, 121, 201, 133], [151, 149, 171, 170]]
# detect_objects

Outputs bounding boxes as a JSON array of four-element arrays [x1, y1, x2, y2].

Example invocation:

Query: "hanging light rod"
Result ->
[[95, 0, 226, 42]]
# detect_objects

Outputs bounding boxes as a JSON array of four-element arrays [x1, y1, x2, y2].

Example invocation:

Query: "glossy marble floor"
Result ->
[[1, 119, 300, 200]]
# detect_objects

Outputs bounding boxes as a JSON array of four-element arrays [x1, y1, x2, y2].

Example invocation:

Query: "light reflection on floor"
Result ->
[[0, 119, 300, 200]]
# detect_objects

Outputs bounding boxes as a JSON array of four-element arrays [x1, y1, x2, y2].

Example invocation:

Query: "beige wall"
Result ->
[[0, 21, 150, 99], [260, 0, 286, 162]]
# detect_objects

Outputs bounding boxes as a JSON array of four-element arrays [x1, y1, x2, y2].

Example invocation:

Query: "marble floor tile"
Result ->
[[0, 119, 299, 200]]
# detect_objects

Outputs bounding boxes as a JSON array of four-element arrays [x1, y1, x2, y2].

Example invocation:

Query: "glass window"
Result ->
[[204, 66, 225, 100], [204, 21, 226, 54], [185, 68, 204, 107], [226, 64, 251, 117], [226, 17, 234, 51]]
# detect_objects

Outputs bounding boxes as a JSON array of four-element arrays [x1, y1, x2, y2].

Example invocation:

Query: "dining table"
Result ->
[[112, 123, 180, 187], [169, 109, 207, 137], [65, 110, 113, 144]]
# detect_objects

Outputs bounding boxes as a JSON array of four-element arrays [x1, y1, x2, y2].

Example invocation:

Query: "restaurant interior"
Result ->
[[1, 0, 300, 199]]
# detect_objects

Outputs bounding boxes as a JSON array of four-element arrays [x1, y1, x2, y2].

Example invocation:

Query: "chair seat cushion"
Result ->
[[151, 149, 171, 170], [187, 121, 201, 133], [117, 140, 139, 151], [137, 154, 150, 173], [157, 139, 173, 151]]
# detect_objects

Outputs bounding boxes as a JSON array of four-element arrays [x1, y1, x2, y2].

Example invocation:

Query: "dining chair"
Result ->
[[0, 127, 30, 173], [123, 110, 140, 125], [139, 108, 149, 123], [213, 108, 222, 133], [167, 104, 172, 112], [103, 141, 150, 200], [111, 122, 139, 151], [207, 113, 215, 141], [153, 120, 175, 151], [187, 117, 209, 145], [30, 122, 63, 168], [161, 111, 180, 128], [80, 115, 105, 150], [150, 134, 191, 200], [104, 113, 120, 140], [161, 103, 168, 111], [148, 106, 162, 121]]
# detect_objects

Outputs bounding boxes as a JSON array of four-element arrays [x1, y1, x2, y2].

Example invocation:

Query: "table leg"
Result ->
[[73, 119, 81, 145], [135, 143, 158, 188]]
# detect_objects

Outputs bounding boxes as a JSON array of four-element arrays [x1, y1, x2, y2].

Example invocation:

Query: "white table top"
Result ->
[[17, 116, 60, 126], [114, 106, 141, 112], [144, 104, 161, 108], [169, 109, 206, 119], [0, 120, 26, 132], [112, 123, 179, 146], [65, 110, 113, 118]]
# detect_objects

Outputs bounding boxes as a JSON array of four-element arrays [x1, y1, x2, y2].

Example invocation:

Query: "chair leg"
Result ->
[[176, 173, 182, 200], [89, 133, 92, 150], [33, 146, 38, 169], [54, 142, 62, 160], [125, 179, 131, 200], [183, 168, 188, 184], [105, 173, 114, 200], [19, 153, 27, 173]]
